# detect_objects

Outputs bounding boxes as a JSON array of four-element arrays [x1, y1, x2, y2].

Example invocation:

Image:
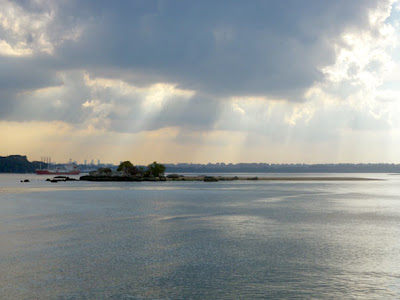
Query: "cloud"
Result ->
[[1, 0, 395, 102], [1, 0, 400, 163], [5, 0, 387, 99], [0, 0, 83, 56]]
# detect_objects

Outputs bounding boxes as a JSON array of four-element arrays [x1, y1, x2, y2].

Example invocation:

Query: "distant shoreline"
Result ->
[[3, 155, 400, 174]]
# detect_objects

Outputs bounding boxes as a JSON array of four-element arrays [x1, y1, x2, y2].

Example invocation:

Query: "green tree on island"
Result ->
[[148, 161, 166, 177], [117, 161, 165, 177], [117, 161, 133, 171], [117, 161, 140, 175]]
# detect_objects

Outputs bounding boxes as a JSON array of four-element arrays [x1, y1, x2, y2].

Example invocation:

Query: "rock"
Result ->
[[48, 176, 76, 182], [65, 177, 77, 181], [204, 176, 218, 182], [167, 174, 180, 179], [53, 176, 76, 181], [80, 175, 111, 181]]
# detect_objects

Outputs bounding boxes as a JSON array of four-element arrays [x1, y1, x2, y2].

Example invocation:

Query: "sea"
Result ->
[[1, 173, 400, 299]]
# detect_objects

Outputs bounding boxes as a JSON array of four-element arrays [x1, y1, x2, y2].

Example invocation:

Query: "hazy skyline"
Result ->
[[1, 0, 400, 164]]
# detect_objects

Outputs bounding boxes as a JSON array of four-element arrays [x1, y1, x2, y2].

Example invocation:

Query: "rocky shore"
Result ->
[[80, 171, 379, 182]]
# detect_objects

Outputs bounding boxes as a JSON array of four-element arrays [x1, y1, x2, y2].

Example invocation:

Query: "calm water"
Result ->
[[1, 173, 400, 299]]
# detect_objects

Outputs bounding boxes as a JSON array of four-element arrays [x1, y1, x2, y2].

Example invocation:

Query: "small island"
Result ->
[[80, 161, 167, 181], [79, 161, 380, 182]]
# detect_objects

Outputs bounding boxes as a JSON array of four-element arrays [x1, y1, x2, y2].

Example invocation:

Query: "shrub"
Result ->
[[148, 161, 166, 177], [117, 161, 133, 172]]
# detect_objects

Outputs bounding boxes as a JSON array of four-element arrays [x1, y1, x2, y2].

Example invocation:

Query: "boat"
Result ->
[[35, 164, 80, 175]]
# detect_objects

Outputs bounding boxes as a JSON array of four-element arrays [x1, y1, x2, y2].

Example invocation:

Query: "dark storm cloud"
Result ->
[[52, 0, 381, 98], [0, 56, 60, 92], [0, 56, 61, 118], [0, 0, 390, 127], [1, 70, 91, 123]]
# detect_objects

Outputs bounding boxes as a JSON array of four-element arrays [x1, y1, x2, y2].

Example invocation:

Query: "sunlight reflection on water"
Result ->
[[1, 173, 400, 298]]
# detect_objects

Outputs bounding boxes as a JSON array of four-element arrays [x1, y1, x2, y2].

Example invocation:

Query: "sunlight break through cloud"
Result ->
[[1, 0, 400, 164]]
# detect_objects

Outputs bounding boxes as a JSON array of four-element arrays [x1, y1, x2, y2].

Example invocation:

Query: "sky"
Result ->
[[1, 0, 400, 164]]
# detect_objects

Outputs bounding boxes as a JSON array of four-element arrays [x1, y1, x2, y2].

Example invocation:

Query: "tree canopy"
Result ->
[[116, 160, 166, 177], [148, 161, 166, 177], [117, 161, 133, 172]]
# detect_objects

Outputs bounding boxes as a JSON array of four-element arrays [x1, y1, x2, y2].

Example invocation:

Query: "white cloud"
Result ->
[[0, 39, 33, 56], [0, 0, 54, 55], [0, 0, 83, 56]]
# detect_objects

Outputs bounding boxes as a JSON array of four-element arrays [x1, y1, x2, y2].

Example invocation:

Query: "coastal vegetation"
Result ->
[[80, 161, 166, 181], [117, 161, 134, 172], [148, 161, 166, 177]]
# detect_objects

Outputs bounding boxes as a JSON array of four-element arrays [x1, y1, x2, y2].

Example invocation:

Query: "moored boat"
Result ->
[[35, 169, 80, 175], [35, 164, 80, 175]]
